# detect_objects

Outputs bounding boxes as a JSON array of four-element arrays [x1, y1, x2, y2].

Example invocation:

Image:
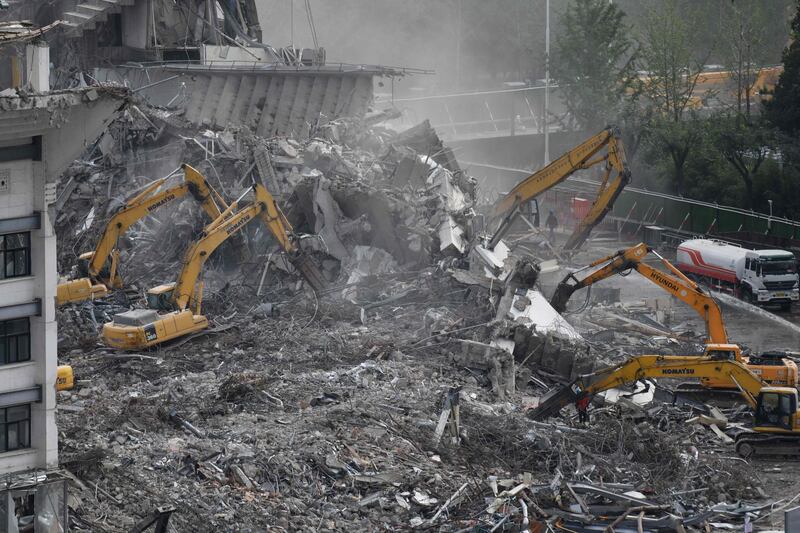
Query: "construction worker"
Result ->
[[546, 210, 558, 242], [576, 394, 591, 424]]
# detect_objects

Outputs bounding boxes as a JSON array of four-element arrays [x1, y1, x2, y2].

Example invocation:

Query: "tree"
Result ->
[[765, 0, 800, 136], [637, 1, 711, 123], [551, 0, 635, 131], [722, 2, 764, 118], [713, 116, 775, 209], [636, 1, 712, 194], [644, 116, 705, 196]]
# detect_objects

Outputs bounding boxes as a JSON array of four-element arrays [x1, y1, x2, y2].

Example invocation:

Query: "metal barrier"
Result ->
[[464, 160, 800, 244]]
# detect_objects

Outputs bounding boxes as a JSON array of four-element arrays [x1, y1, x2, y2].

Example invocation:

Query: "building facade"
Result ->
[[0, 37, 125, 530]]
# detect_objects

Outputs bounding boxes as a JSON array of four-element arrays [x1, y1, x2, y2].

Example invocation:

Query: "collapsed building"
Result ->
[[0, 3, 797, 533], [50, 101, 798, 531]]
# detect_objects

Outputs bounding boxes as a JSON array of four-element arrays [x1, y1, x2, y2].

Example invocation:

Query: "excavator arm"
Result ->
[[251, 181, 327, 291], [563, 134, 630, 250], [57, 165, 228, 306], [530, 355, 764, 420], [169, 198, 260, 312], [549, 243, 729, 344], [103, 181, 326, 350], [492, 127, 630, 251], [166, 182, 325, 312], [87, 164, 226, 280]]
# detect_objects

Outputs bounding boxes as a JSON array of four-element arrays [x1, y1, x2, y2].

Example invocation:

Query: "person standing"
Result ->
[[576, 394, 591, 424], [546, 210, 558, 242]]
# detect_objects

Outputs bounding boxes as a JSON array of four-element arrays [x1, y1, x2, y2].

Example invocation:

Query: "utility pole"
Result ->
[[544, 0, 550, 165]]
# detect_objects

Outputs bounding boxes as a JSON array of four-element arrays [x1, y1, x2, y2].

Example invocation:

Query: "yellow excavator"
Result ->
[[528, 354, 800, 458], [56, 164, 228, 306], [102, 180, 325, 349], [491, 126, 630, 251], [548, 243, 798, 388]]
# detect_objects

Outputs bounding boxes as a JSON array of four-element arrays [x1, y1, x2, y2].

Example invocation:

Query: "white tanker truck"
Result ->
[[676, 239, 799, 310]]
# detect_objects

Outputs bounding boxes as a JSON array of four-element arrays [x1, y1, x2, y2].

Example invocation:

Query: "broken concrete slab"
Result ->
[[500, 288, 582, 341]]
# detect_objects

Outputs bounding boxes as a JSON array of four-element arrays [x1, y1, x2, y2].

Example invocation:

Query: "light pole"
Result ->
[[544, 0, 550, 165]]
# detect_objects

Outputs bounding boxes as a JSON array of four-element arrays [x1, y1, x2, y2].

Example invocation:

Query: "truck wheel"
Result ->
[[743, 289, 754, 304]]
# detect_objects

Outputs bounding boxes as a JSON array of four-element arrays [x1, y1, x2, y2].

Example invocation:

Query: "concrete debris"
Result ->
[[502, 288, 583, 341], [51, 101, 788, 532]]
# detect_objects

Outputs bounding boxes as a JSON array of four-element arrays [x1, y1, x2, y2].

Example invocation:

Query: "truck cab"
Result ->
[[741, 249, 799, 309]]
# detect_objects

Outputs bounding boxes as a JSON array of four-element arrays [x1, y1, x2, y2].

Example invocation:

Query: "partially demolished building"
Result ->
[[0, 2, 798, 532], [0, 20, 126, 530], [10, 0, 412, 137]]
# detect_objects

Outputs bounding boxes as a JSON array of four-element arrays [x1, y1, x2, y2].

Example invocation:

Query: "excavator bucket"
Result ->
[[291, 253, 327, 292], [528, 384, 579, 421]]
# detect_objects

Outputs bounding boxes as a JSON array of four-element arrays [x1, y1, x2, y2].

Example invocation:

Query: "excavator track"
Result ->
[[734, 433, 800, 458]]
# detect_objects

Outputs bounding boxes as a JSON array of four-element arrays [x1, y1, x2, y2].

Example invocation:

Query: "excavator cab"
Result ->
[[146, 283, 177, 311], [705, 346, 740, 361], [754, 388, 798, 430], [76, 251, 94, 277]]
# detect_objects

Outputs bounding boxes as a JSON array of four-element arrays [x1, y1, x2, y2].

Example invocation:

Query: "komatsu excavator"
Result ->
[[102, 180, 325, 349], [56, 165, 228, 306], [528, 354, 800, 458], [491, 126, 630, 251], [548, 243, 798, 388]]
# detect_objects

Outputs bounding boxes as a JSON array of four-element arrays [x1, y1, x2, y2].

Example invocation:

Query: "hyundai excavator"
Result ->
[[528, 354, 800, 458], [56, 164, 228, 306], [491, 126, 630, 251], [102, 180, 325, 349], [548, 243, 798, 389]]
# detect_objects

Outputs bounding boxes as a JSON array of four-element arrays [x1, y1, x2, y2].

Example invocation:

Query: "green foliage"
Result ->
[[636, 1, 709, 122], [765, 0, 800, 136], [720, 1, 775, 118], [712, 115, 776, 208], [640, 115, 708, 196], [551, 0, 635, 130]]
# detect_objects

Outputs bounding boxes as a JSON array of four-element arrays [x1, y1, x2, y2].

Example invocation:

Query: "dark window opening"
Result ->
[[97, 14, 123, 47], [0, 317, 30, 364], [0, 404, 31, 452], [0, 232, 30, 280], [162, 49, 201, 62]]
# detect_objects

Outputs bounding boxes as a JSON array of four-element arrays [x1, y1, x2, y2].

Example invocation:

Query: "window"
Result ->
[[0, 318, 30, 364], [708, 350, 735, 361], [0, 232, 30, 280], [761, 259, 797, 276], [0, 404, 30, 452]]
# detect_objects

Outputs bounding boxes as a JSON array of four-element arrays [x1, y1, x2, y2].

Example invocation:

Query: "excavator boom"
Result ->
[[103, 181, 325, 349], [549, 243, 729, 345], [56, 165, 227, 305], [548, 243, 798, 388], [529, 352, 800, 459], [530, 354, 764, 421], [492, 127, 630, 251]]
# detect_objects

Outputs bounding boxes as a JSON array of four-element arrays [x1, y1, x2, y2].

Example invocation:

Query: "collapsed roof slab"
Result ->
[[94, 64, 389, 137]]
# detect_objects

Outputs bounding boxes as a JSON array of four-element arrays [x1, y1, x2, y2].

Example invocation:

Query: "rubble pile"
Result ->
[[58, 295, 778, 532], [54, 104, 787, 531]]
